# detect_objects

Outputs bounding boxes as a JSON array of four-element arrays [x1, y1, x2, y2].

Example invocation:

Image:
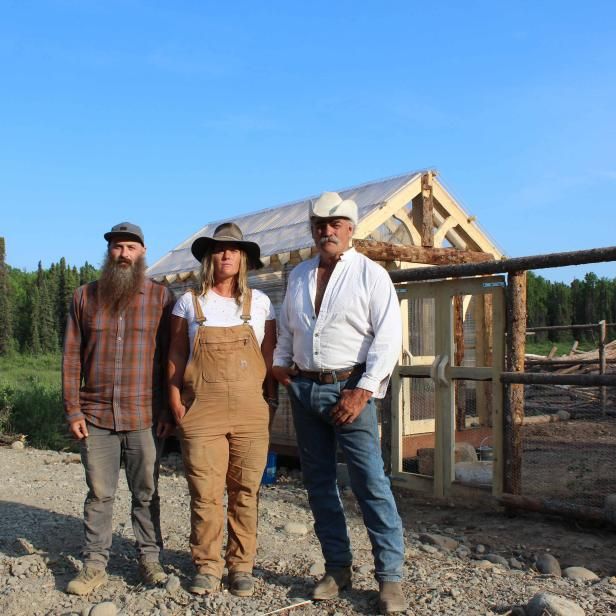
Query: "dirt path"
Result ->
[[1, 445, 615, 615]]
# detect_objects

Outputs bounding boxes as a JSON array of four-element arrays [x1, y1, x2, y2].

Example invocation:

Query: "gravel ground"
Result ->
[[1, 445, 616, 615]]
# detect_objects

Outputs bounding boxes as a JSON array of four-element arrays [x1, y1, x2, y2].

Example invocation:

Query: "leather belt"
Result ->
[[296, 363, 365, 384]]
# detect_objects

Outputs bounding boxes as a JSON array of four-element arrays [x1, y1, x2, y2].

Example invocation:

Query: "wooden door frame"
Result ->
[[391, 275, 506, 497]]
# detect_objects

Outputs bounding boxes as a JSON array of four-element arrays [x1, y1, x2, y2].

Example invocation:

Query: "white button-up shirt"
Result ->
[[273, 248, 402, 398]]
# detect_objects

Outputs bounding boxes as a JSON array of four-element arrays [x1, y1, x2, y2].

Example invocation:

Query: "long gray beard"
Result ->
[[98, 253, 146, 314]]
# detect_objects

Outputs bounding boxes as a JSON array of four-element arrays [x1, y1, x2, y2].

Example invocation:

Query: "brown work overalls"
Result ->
[[177, 289, 269, 578]]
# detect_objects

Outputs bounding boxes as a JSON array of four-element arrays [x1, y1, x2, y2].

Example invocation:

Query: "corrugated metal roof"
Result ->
[[148, 171, 423, 277]]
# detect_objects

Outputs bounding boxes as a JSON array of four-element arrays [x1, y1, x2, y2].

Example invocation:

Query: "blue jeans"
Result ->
[[287, 375, 404, 582]]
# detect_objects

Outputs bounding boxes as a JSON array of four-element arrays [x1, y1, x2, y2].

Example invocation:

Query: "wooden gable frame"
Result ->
[[154, 170, 502, 285]]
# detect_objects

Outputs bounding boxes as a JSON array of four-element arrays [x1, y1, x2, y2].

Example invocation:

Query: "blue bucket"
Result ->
[[261, 452, 277, 485]]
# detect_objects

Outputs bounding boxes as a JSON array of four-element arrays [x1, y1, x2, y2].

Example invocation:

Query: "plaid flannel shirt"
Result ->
[[62, 278, 174, 431]]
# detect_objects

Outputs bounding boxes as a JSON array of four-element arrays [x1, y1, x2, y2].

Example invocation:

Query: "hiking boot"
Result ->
[[189, 572, 220, 595], [228, 571, 255, 597], [378, 581, 407, 613], [312, 567, 352, 600], [66, 566, 108, 596], [139, 560, 167, 585]]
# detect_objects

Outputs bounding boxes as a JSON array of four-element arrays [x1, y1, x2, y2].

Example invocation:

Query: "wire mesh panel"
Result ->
[[408, 297, 435, 357], [401, 296, 436, 475], [506, 383, 616, 510], [401, 379, 436, 475]]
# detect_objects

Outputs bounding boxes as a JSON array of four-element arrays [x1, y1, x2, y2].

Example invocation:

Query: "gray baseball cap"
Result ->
[[104, 222, 145, 245]]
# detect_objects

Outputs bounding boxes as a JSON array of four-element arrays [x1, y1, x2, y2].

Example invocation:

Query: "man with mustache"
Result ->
[[272, 193, 407, 613], [62, 222, 175, 595]]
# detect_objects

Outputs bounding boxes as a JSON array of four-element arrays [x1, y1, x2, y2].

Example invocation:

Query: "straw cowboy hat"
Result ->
[[309, 191, 358, 225], [191, 222, 264, 270]]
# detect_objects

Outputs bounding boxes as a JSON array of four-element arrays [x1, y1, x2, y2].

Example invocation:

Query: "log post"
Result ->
[[352, 239, 493, 265], [421, 172, 434, 247], [504, 270, 526, 495], [454, 296, 465, 431], [410, 172, 435, 248], [475, 294, 494, 427], [599, 319, 607, 415]]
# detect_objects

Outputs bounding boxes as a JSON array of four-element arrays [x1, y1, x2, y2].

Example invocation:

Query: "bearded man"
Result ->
[[62, 222, 175, 595]]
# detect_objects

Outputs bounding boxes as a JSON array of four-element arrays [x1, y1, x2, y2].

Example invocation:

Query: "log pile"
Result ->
[[523, 341, 616, 415]]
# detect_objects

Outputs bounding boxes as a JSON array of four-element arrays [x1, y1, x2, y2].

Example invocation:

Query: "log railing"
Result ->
[[389, 245, 616, 512]]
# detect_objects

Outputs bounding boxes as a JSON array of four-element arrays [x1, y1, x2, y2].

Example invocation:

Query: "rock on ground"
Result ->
[[526, 591, 585, 616]]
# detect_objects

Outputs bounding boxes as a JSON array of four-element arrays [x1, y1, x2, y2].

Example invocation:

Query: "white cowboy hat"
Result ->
[[309, 191, 358, 225]]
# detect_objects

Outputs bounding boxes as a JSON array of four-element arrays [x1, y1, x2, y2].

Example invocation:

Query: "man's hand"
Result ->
[[69, 419, 89, 440], [156, 420, 175, 439], [330, 388, 372, 425], [272, 365, 298, 386]]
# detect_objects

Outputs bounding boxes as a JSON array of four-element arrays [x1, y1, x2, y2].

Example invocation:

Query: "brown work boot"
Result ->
[[228, 571, 255, 597], [139, 559, 167, 585], [189, 572, 220, 595], [378, 581, 407, 613], [312, 567, 352, 600], [66, 566, 108, 595]]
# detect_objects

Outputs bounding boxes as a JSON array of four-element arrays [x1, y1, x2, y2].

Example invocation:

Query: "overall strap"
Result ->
[[240, 289, 252, 323], [191, 289, 207, 325]]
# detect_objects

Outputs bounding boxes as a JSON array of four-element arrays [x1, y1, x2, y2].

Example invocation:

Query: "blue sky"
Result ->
[[1, 0, 615, 282]]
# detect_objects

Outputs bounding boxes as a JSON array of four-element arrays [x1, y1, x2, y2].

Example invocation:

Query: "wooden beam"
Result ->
[[392, 208, 422, 245], [432, 181, 502, 257], [421, 172, 434, 247], [353, 239, 493, 265], [389, 245, 616, 283], [499, 494, 605, 523], [454, 296, 465, 432], [433, 215, 457, 247], [475, 294, 493, 426], [504, 271, 526, 495], [354, 174, 423, 239]]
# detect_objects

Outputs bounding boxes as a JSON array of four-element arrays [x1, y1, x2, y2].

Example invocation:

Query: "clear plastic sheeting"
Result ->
[[147, 171, 423, 278]]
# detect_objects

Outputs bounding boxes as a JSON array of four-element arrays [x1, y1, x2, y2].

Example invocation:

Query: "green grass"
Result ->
[[0, 352, 61, 388], [525, 339, 598, 356], [0, 352, 72, 450]]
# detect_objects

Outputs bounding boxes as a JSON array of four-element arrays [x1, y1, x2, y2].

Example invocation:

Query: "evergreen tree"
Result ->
[[56, 257, 74, 345], [35, 261, 58, 353], [26, 285, 42, 354], [526, 272, 549, 341], [570, 278, 585, 333], [79, 261, 98, 285], [0, 237, 12, 355], [546, 283, 571, 342]]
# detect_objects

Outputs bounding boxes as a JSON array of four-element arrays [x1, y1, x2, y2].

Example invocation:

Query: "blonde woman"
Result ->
[[168, 222, 277, 596]]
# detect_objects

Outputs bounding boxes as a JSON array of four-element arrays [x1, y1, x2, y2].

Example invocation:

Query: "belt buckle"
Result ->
[[319, 369, 337, 384]]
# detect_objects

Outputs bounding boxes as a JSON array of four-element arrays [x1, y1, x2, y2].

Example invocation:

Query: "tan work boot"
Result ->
[[189, 572, 221, 595], [66, 566, 108, 595], [139, 559, 167, 585], [378, 581, 407, 613], [228, 571, 255, 597], [312, 567, 352, 600]]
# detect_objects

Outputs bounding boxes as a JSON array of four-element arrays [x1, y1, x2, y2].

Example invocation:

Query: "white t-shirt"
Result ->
[[173, 289, 275, 355]]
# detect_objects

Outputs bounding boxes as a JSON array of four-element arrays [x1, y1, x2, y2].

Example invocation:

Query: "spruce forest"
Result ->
[[0, 237, 99, 355], [0, 237, 615, 356]]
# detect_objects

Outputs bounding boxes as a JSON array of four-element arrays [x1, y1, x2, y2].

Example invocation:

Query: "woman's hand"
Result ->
[[170, 402, 187, 425]]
